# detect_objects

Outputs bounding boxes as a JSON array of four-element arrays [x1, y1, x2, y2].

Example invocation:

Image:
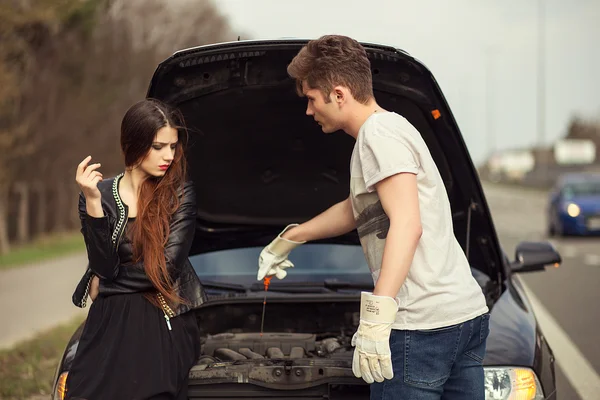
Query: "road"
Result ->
[[482, 182, 600, 400], [0, 252, 89, 350]]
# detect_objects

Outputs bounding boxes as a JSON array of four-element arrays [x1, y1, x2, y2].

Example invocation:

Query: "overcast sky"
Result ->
[[214, 0, 599, 165]]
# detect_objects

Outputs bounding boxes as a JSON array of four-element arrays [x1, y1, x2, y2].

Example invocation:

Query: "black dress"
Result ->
[[65, 219, 200, 400]]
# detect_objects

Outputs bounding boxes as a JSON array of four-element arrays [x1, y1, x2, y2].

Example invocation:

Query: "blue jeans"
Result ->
[[370, 313, 490, 400]]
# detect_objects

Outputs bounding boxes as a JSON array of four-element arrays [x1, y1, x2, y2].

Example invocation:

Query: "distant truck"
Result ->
[[554, 138, 596, 166], [487, 149, 535, 182]]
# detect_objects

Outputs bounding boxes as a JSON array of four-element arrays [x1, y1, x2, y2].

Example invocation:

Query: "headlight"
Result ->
[[566, 203, 580, 217], [484, 367, 544, 400], [53, 372, 68, 400]]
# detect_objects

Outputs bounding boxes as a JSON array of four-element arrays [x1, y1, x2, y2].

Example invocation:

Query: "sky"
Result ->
[[213, 0, 600, 165]]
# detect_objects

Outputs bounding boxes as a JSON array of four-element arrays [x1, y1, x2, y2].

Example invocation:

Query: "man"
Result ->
[[257, 35, 490, 399]]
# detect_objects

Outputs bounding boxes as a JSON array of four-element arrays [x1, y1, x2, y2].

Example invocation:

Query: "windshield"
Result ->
[[563, 181, 600, 198], [189, 242, 492, 297], [189, 244, 373, 287]]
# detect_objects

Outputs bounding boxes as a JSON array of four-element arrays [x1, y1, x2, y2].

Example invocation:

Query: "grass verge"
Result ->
[[0, 232, 85, 271], [0, 315, 85, 400]]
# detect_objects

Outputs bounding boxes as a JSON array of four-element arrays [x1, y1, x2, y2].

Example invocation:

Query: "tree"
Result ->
[[0, 0, 240, 253]]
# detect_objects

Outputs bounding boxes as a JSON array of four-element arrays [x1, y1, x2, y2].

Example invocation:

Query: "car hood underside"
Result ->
[[146, 39, 505, 283]]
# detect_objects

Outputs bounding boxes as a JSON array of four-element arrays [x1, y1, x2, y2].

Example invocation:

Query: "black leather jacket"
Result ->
[[72, 173, 207, 318]]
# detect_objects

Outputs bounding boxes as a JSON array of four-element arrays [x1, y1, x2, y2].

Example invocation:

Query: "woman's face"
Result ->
[[137, 125, 178, 178]]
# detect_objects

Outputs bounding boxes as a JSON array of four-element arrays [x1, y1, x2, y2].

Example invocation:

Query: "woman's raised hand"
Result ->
[[76, 156, 103, 201]]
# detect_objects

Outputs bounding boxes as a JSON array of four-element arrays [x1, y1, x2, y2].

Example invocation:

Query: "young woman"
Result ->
[[66, 98, 207, 400]]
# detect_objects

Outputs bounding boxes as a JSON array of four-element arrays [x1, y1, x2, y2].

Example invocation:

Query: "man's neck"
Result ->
[[343, 98, 387, 139]]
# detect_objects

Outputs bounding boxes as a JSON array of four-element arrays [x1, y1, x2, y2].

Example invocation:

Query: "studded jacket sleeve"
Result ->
[[163, 181, 198, 281], [78, 192, 121, 281]]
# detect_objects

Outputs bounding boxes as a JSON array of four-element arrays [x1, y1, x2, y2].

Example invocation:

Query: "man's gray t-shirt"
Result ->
[[349, 111, 488, 330]]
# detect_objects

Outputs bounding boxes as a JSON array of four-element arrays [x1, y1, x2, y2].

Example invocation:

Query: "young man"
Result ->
[[257, 35, 490, 399]]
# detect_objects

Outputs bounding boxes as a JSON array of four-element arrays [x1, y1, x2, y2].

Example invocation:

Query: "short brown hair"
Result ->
[[287, 35, 374, 104]]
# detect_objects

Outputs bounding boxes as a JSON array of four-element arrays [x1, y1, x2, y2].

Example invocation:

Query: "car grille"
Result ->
[[188, 382, 370, 399]]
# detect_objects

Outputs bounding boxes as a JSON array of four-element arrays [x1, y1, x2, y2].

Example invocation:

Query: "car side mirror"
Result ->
[[511, 241, 561, 273]]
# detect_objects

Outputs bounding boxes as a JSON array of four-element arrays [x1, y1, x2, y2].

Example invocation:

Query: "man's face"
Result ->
[[302, 81, 342, 134]]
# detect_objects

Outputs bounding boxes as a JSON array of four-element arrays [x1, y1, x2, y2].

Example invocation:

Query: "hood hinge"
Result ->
[[465, 199, 479, 261]]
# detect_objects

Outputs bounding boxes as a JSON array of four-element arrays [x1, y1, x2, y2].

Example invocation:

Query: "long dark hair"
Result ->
[[120, 98, 189, 306]]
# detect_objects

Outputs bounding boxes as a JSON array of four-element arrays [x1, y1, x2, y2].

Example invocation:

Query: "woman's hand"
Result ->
[[76, 156, 103, 201], [89, 275, 100, 301]]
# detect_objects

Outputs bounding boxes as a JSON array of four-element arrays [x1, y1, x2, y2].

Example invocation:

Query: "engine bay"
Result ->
[[201, 331, 354, 363], [193, 297, 363, 367], [193, 277, 496, 369]]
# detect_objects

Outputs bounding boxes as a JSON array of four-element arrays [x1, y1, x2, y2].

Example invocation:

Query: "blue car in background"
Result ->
[[547, 172, 600, 236]]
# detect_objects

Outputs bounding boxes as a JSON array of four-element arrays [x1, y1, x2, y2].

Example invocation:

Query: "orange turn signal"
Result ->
[[512, 368, 538, 399], [55, 372, 68, 399]]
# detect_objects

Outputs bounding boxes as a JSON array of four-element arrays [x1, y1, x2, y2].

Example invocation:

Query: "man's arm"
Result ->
[[282, 196, 356, 243], [372, 173, 422, 298]]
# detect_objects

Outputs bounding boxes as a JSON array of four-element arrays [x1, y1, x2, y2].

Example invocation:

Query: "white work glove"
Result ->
[[257, 224, 306, 281], [351, 292, 399, 384]]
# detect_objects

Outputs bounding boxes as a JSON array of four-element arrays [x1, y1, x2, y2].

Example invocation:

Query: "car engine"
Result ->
[[201, 332, 353, 362]]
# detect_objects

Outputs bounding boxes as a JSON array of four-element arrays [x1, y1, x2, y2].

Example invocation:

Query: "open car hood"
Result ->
[[146, 39, 505, 282]]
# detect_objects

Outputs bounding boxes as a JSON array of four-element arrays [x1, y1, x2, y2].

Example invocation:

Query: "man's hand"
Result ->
[[89, 275, 100, 302], [257, 224, 305, 280], [256, 197, 356, 281], [351, 292, 398, 383]]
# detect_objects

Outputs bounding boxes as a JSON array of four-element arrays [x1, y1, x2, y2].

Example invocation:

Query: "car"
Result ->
[[547, 172, 600, 236], [52, 39, 560, 400]]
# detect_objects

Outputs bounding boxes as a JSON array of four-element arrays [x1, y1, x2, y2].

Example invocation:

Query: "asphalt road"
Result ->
[[0, 252, 89, 350], [482, 182, 600, 400]]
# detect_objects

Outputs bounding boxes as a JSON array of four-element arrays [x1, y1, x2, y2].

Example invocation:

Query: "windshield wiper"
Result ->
[[200, 279, 374, 294], [248, 279, 374, 293]]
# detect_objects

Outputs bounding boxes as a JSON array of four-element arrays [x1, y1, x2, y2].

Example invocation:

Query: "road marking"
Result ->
[[516, 276, 600, 399], [562, 246, 577, 258], [583, 254, 600, 266]]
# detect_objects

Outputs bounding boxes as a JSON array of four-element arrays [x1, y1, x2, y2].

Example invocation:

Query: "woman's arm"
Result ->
[[89, 275, 100, 301], [78, 192, 121, 280], [76, 155, 121, 280], [162, 181, 197, 279]]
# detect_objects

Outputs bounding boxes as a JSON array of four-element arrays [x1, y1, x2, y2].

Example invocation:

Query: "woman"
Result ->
[[66, 98, 207, 400]]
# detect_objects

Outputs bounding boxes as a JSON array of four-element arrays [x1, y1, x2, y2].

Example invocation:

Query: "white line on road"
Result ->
[[516, 276, 600, 399], [561, 246, 577, 259], [583, 254, 600, 266]]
